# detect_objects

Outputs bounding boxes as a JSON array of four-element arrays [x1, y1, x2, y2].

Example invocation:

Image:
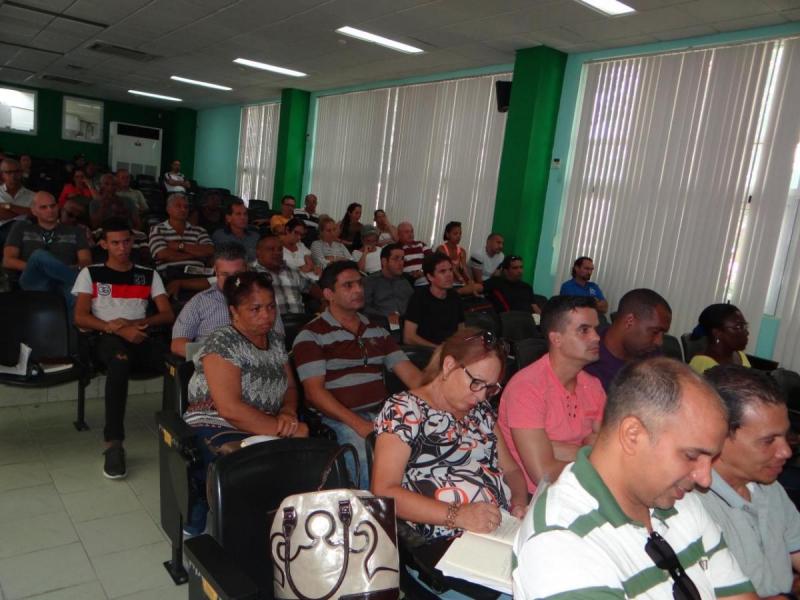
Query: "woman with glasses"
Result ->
[[688, 303, 750, 374], [372, 327, 528, 542]]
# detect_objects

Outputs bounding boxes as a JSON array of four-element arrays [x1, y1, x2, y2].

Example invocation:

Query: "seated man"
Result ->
[[114, 169, 148, 218], [363, 243, 413, 329], [560, 255, 609, 314], [251, 233, 321, 317], [0, 158, 35, 245], [163, 159, 191, 193], [513, 357, 757, 600], [469, 232, 504, 282], [149, 193, 213, 282], [397, 221, 430, 285], [270, 195, 296, 234], [211, 199, 259, 262], [195, 190, 224, 236], [403, 252, 464, 347], [484, 255, 542, 314], [293, 261, 423, 488], [352, 225, 381, 274], [3, 191, 91, 307], [73, 218, 174, 479], [90, 173, 140, 230], [700, 365, 798, 598], [294, 193, 319, 245], [585, 288, 672, 390], [498, 295, 605, 495]]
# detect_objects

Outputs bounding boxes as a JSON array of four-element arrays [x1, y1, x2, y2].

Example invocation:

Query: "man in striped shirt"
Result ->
[[513, 357, 756, 600], [397, 221, 430, 286], [293, 261, 423, 488], [148, 193, 213, 282]]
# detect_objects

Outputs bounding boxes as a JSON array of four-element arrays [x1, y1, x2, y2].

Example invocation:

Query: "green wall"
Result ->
[[193, 104, 241, 191], [272, 88, 310, 208], [0, 83, 196, 174], [492, 46, 566, 285]]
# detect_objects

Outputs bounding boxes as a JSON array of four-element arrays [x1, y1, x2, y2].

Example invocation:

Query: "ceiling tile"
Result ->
[[65, 0, 151, 23], [7, 48, 60, 71], [0, 67, 36, 83], [0, 4, 52, 37], [763, 0, 800, 7], [712, 12, 788, 30], [651, 24, 718, 40], [683, 0, 773, 21], [16, 0, 73, 11]]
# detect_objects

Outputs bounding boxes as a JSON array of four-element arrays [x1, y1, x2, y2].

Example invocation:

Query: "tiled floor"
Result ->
[[0, 393, 188, 599]]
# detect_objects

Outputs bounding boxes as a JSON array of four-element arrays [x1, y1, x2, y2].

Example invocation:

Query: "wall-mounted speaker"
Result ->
[[495, 80, 512, 113]]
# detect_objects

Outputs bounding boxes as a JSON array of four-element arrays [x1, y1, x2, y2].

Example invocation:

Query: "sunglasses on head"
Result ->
[[645, 532, 701, 600], [463, 329, 510, 355]]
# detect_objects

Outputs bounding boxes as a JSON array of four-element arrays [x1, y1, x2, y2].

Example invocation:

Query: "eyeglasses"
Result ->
[[464, 329, 510, 355], [462, 366, 503, 398], [644, 532, 701, 600]]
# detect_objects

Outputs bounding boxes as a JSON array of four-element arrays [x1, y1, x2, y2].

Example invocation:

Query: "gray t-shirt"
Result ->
[[184, 325, 288, 429], [6, 220, 89, 264]]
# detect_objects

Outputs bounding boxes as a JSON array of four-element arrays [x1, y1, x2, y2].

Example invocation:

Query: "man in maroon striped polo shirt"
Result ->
[[293, 260, 423, 488], [397, 222, 431, 286]]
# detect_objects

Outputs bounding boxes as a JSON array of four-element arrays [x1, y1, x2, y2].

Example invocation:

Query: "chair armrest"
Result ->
[[184, 534, 260, 600], [156, 410, 199, 457]]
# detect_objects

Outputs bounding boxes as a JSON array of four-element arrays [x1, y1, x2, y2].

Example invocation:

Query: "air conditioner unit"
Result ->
[[108, 121, 162, 178]]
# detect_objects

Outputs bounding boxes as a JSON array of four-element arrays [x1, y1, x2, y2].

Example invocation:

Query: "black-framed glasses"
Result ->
[[463, 329, 510, 355], [645, 532, 701, 600], [462, 366, 503, 398]]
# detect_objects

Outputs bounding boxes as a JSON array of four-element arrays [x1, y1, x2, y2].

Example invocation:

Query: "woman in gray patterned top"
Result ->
[[184, 271, 308, 439]]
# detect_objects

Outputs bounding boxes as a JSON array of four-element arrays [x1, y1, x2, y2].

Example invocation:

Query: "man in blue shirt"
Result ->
[[560, 256, 608, 315]]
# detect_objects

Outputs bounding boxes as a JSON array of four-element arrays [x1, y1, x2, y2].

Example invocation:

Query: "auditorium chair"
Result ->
[[511, 337, 548, 372], [662, 334, 683, 362], [499, 310, 541, 342], [183, 438, 353, 600]]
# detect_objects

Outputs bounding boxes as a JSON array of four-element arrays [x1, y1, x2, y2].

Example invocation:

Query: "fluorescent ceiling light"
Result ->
[[233, 58, 307, 78], [336, 26, 424, 54], [170, 75, 232, 91], [575, 0, 636, 16], [128, 89, 182, 102]]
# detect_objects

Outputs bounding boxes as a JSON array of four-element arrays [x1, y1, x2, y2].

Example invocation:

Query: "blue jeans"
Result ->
[[19, 250, 78, 314], [321, 407, 380, 490]]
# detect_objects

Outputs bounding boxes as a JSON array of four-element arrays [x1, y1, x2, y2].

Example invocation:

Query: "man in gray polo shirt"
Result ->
[[701, 365, 799, 598]]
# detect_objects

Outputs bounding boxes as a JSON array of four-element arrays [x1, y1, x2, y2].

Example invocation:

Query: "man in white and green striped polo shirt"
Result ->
[[512, 357, 757, 600]]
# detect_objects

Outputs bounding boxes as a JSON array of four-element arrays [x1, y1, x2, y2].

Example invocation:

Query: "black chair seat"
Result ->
[[0, 363, 83, 388], [499, 310, 541, 342]]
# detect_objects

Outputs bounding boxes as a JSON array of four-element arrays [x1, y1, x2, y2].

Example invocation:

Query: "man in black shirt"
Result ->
[[484, 255, 543, 314], [403, 252, 464, 347]]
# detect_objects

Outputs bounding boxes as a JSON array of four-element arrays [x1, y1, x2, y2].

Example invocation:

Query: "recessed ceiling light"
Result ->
[[128, 89, 182, 102], [170, 75, 232, 91], [336, 26, 424, 54], [575, 0, 636, 16], [233, 58, 307, 78]]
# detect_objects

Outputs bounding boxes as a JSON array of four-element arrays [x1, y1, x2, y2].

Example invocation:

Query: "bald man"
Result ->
[[3, 191, 91, 308], [396, 221, 430, 285]]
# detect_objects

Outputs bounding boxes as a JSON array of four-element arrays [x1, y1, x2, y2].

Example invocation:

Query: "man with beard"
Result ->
[[585, 288, 672, 390], [700, 365, 798, 599]]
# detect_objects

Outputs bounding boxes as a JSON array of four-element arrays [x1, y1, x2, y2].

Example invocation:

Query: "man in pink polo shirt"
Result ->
[[498, 295, 606, 494]]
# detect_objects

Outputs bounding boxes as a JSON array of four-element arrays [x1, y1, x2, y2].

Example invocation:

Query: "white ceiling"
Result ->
[[1, 0, 799, 110]]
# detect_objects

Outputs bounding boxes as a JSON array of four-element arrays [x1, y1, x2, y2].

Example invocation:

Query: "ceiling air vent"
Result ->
[[86, 42, 159, 62], [40, 74, 87, 85]]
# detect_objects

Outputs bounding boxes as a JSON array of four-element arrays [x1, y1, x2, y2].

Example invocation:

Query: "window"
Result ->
[[62, 97, 103, 143], [0, 86, 36, 134], [236, 102, 280, 203]]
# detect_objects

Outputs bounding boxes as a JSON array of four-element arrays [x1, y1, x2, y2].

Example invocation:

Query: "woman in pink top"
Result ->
[[58, 168, 95, 207]]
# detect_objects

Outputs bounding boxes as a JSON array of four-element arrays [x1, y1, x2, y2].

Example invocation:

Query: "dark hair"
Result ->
[[690, 303, 741, 340], [422, 327, 508, 384], [571, 256, 592, 277], [213, 241, 247, 263], [100, 217, 132, 239], [704, 364, 784, 433], [319, 260, 360, 291], [374, 209, 385, 219], [224, 198, 245, 216], [443, 221, 461, 241], [222, 271, 273, 308], [540, 295, 597, 336], [381, 242, 403, 261], [617, 288, 671, 321], [500, 255, 522, 270], [281, 195, 296, 204], [340, 202, 361, 241], [285, 217, 304, 232], [604, 357, 725, 432], [257, 231, 281, 247], [487, 232, 502, 242], [422, 251, 451, 277]]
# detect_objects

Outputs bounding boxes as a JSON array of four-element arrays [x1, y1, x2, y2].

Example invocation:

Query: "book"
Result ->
[[435, 509, 520, 595]]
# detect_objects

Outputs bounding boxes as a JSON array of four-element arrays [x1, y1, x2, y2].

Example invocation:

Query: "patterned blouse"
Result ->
[[184, 325, 288, 429], [375, 391, 511, 539]]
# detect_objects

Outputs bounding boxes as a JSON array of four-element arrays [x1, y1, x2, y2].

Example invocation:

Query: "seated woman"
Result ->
[[57, 168, 94, 207], [310, 216, 352, 268], [436, 221, 482, 295], [688, 303, 750, 374], [338, 202, 363, 251], [282, 217, 320, 280], [184, 271, 309, 442], [374, 209, 397, 246], [372, 327, 527, 538]]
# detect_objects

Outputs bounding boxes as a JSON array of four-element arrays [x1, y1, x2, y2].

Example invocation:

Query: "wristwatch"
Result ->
[[178, 242, 185, 250]]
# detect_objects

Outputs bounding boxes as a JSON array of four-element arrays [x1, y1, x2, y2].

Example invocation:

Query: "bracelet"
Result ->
[[444, 501, 460, 529]]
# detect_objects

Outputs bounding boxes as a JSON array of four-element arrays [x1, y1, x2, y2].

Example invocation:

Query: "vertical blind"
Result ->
[[555, 38, 800, 343], [309, 73, 510, 253], [236, 102, 280, 203]]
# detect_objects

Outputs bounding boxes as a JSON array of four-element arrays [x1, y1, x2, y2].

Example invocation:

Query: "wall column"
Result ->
[[272, 88, 310, 208], [492, 46, 567, 284]]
